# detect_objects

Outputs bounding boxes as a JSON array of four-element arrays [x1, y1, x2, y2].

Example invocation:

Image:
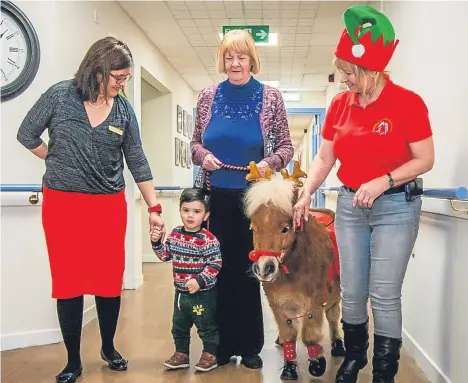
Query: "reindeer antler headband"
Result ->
[[246, 161, 273, 182], [245, 160, 307, 187], [280, 161, 308, 187]]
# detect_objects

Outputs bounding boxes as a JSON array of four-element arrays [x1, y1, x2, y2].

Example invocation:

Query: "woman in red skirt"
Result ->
[[17, 37, 165, 383]]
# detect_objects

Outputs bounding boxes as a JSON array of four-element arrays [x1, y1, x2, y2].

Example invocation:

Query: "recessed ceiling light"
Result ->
[[217, 32, 278, 47]]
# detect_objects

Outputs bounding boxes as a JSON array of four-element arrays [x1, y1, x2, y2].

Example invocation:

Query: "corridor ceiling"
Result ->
[[119, 1, 379, 92]]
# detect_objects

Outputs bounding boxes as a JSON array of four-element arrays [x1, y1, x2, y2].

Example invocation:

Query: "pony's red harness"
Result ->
[[248, 210, 340, 282], [249, 249, 289, 274], [311, 211, 340, 283]]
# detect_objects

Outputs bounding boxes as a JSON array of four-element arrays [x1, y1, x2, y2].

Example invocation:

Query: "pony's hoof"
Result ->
[[309, 355, 326, 377], [281, 360, 298, 380], [331, 338, 346, 357]]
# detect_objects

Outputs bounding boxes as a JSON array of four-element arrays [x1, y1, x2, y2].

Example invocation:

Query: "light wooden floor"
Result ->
[[2, 263, 429, 383]]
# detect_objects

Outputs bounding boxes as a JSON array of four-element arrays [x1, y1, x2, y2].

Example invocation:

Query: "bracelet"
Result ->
[[148, 204, 162, 214], [386, 173, 394, 188]]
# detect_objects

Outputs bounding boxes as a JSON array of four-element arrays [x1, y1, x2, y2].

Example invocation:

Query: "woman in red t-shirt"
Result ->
[[293, 5, 434, 383]]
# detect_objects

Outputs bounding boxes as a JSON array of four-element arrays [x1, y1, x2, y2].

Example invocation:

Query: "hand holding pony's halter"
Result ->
[[249, 249, 289, 274]]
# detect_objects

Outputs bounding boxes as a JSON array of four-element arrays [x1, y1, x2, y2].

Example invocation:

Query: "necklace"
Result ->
[[87, 99, 107, 108]]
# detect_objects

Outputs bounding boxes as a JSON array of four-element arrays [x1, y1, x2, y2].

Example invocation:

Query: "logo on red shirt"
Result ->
[[372, 118, 392, 135]]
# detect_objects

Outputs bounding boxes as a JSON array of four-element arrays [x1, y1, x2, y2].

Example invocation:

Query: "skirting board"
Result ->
[[402, 328, 452, 383], [1, 329, 61, 352], [1, 305, 97, 352]]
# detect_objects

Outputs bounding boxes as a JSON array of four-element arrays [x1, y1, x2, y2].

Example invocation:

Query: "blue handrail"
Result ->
[[0, 184, 185, 192], [422, 187, 468, 200], [1, 184, 43, 192], [319, 186, 468, 201], [3, 184, 467, 201]]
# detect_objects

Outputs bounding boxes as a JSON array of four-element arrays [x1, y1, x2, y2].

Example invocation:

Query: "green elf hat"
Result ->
[[335, 5, 399, 72]]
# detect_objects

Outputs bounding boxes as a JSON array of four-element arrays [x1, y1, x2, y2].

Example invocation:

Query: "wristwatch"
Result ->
[[386, 173, 394, 188], [148, 204, 162, 214]]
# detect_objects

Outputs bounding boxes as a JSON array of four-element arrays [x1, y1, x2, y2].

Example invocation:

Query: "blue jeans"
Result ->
[[335, 187, 422, 339]]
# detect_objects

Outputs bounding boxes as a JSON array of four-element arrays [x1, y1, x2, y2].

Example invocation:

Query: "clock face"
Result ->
[[0, 1, 40, 102], [1, 13, 29, 87]]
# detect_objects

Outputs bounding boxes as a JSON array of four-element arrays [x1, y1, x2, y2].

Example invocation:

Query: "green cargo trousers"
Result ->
[[172, 288, 219, 356]]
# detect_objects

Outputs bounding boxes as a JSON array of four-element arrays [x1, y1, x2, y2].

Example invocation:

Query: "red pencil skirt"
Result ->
[[42, 185, 127, 299]]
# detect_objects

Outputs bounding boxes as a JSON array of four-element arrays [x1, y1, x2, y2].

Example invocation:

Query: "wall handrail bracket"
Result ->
[[449, 200, 468, 214]]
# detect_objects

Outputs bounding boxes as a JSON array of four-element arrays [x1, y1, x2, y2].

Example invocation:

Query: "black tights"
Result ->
[[57, 295, 122, 374]]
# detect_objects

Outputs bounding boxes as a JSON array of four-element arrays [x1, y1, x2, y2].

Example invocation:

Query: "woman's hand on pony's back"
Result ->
[[202, 153, 222, 171], [293, 139, 336, 228], [293, 192, 312, 229]]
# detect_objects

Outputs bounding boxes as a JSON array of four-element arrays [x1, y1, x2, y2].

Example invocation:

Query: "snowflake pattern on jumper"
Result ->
[[151, 227, 222, 292], [211, 81, 263, 121]]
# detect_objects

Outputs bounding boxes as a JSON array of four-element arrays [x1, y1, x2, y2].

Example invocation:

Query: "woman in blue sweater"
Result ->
[[191, 30, 293, 369]]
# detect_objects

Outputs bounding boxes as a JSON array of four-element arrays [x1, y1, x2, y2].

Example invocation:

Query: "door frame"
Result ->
[[286, 107, 326, 208]]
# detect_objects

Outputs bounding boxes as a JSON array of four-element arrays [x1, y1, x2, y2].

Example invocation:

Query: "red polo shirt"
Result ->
[[321, 77, 432, 189]]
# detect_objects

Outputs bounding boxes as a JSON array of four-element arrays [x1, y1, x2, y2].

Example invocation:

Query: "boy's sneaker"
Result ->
[[163, 352, 190, 369], [194, 352, 218, 372]]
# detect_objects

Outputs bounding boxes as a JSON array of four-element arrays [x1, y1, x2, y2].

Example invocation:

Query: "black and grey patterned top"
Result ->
[[17, 80, 153, 194]]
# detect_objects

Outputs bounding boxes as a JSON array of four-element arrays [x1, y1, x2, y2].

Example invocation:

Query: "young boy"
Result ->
[[151, 188, 222, 372]]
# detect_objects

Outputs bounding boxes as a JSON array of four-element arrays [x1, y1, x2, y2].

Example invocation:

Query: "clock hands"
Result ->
[[0, 29, 8, 38]]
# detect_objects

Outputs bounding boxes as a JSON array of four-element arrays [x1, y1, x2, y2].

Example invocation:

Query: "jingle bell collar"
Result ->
[[335, 5, 399, 72]]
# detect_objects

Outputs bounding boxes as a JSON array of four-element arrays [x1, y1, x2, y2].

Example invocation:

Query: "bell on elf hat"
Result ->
[[335, 5, 399, 72]]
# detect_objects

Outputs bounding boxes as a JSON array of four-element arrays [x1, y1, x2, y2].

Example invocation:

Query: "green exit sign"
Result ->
[[222, 25, 270, 43]]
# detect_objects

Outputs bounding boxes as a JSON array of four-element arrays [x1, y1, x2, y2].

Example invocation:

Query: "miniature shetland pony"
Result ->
[[243, 161, 345, 380]]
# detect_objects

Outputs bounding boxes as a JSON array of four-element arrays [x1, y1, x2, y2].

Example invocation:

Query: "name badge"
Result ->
[[109, 125, 123, 136]]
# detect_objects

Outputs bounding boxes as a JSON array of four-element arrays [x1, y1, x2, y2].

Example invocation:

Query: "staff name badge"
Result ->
[[109, 125, 123, 136]]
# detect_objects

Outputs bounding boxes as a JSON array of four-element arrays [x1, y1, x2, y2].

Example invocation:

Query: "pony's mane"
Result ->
[[244, 175, 296, 218]]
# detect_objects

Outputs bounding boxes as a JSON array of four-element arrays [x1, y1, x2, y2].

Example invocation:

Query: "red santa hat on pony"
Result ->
[[334, 5, 399, 72]]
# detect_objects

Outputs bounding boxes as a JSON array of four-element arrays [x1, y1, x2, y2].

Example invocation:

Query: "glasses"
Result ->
[[110, 73, 133, 84]]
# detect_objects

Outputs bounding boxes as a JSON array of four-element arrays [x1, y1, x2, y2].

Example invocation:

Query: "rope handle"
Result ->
[[205, 163, 250, 191]]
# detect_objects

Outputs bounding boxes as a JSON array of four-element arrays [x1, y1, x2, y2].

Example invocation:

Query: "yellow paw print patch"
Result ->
[[193, 304, 204, 316]]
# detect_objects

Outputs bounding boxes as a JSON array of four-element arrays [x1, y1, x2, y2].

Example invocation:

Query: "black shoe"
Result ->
[[100, 348, 128, 371], [55, 364, 83, 383], [241, 354, 263, 369], [281, 360, 298, 380], [335, 320, 369, 383], [372, 334, 402, 383]]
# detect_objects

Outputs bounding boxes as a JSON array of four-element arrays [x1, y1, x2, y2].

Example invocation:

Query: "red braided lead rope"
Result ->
[[205, 163, 250, 191]]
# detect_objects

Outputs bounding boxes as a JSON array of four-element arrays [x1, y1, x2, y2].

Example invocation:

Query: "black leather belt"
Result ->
[[343, 184, 406, 195]]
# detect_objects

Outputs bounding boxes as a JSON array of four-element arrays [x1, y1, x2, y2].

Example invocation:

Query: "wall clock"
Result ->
[[1, 1, 40, 102]]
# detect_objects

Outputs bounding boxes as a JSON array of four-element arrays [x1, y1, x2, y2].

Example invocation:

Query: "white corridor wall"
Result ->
[[383, 3, 467, 383]]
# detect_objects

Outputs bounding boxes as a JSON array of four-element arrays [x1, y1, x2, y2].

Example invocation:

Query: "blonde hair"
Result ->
[[243, 176, 295, 218], [216, 30, 261, 75], [333, 57, 388, 95]]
